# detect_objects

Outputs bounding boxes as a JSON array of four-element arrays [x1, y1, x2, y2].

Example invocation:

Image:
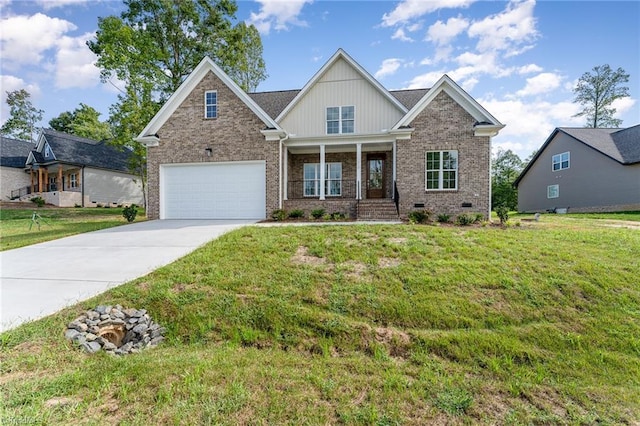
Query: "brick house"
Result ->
[[136, 49, 504, 220]]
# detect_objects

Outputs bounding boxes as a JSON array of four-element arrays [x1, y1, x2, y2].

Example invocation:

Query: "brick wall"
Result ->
[[146, 71, 279, 219], [396, 90, 491, 218]]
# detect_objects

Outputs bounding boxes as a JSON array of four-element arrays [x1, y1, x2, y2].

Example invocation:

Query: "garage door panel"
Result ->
[[161, 162, 266, 219]]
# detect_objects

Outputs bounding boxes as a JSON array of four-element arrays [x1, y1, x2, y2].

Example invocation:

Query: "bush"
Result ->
[[474, 213, 484, 223], [330, 212, 346, 220], [30, 196, 45, 208], [408, 209, 430, 224], [456, 213, 475, 226], [437, 213, 451, 223], [288, 209, 305, 219], [311, 208, 325, 219], [122, 204, 138, 223], [271, 209, 287, 221], [495, 205, 509, 225]]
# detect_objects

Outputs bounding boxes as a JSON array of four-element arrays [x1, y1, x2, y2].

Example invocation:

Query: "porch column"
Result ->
[[30, 169, 34, 193], [319, 144, 326, 200], [44, 169, 49, 192], [58, 167, 63, 192], [283, 145, 288, 201], [356, 143, 362, 200], [392, 140, 397, 199], [38, 168, 43, 193]]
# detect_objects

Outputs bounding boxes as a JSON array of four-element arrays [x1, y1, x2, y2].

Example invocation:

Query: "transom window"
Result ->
[[552, 152, 569, 171], [205, 91, 217, 119], [303, 162, 342, 196], [425, 150, 458, 190], [326, 106, 354, 134], [547, 184, 559, 199]]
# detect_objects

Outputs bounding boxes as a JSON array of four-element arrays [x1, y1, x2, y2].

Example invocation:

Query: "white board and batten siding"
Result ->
[[279, 58, 405, 137], [160, 161, 266, 220]]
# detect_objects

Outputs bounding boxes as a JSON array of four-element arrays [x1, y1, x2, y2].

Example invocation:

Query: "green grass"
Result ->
[[1, 215, 639, 424], [0, 207, 146, 251]]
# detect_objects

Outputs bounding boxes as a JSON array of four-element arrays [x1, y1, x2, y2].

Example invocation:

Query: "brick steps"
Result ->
[[357, 199, 399, 221]]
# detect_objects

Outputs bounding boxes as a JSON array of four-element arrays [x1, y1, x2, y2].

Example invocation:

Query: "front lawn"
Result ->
[[1, 215, 639, 424], [0, 206, 146, 251]]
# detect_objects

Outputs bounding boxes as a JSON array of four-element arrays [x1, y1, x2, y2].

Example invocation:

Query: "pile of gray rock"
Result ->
[[65, 305, 165, 355]]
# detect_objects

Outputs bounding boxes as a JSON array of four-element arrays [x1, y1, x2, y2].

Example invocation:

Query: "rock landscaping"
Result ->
[[65, 305, 165, 355]]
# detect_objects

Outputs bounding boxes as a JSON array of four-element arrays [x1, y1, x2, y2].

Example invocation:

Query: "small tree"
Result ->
[[573, 65, 630, 128], [1, 89, 43, 141], [49, 103, 112, 141], [491, 149, 524, 211]]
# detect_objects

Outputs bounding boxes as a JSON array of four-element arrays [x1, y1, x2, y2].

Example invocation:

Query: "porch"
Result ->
[[11, 164, 84, 207]]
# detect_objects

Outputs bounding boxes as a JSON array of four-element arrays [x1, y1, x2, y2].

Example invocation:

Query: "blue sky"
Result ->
[[1, 0, 638, 158]]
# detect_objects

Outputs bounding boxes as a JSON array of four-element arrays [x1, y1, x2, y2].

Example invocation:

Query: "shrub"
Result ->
[[271, 209, 287, 221], [122, 204, 138, 223], [408, 209, 430, 224], [495, 205, 509, 225], [74, 203, 81, 208], [288, 209, 305, 219], [474, 213, 484, 223], [437, 213, 451, 223], [330, 212, 346, 220], [311, 208, 325, 219], [456, 213, 475, 226], [30, 196, 45, 208]]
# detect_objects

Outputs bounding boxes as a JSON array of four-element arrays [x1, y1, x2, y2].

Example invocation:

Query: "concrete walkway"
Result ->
[[0, 220, 254, 332]]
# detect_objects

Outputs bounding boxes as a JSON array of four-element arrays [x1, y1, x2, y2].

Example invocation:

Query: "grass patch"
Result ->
[[0, 207, 146, 251], [1, 214, 639, 423]]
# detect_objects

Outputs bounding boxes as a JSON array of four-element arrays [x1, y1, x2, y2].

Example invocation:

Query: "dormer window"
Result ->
[[205, 90, 217, 119], [326, 106, 354, 134], [45, 144, 51, 158]]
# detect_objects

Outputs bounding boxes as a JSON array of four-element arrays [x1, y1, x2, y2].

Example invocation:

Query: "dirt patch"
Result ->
[[0, 371, 42, 386], [387, 237, 407, 244], [339, 260, 368, 280], [378, 257, 401, 268], [291, 246, 326, 266], [375, 327, 411, 346], [137, 281, 151, 291], [601, 220, 640, 230], [44, 396, 81, 408]]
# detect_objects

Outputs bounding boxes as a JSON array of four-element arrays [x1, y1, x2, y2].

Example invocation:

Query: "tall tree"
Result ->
[[573, 65, 630, 128], [492, 149, 524, 211], [1, 89, 43, 142], [49, 103, 112, 141], [223, 22, 268, 92]]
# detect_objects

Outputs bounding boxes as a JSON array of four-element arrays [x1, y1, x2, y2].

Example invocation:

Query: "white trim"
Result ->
[[276, 49, 407, 123], [547, 184, 559, 199], [136, 56, 281, 144], [326, 105, 355, 135], [204, 90, 217, 119], [393, 74, 504, 132], [425, 150, 459, 191], [552, 151, 570, 171], [356, 143, 362, 200], [319, 145, 326, 200]]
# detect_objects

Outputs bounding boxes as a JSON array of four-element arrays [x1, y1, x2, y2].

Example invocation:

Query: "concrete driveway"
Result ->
[[0, 219, 255, 332]]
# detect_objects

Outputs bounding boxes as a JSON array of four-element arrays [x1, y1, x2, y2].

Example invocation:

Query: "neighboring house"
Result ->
[[16, 128, 144, 207], [1, 136, 34, 201], [136, 49, 504, 220], [515, 125, 640, 213]]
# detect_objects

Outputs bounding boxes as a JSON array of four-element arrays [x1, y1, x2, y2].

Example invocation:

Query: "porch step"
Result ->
[[357, 199, 399, 221]]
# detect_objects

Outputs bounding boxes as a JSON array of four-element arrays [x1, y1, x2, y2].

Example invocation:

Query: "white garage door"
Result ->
[[161, 161, 266, 219]]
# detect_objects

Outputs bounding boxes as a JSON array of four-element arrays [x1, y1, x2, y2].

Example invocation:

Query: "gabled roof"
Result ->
[[514, 124, 640, 187], [27, 129, 135, 173], [136, 56, 282, 145], [275, 49, 408, 123], [392, 74, 504, 136], [0, 136, 34, 168]]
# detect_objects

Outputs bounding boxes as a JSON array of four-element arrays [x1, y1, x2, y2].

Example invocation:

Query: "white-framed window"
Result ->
[[547, 184, 559, 199], [326, 106, 354, 134], [44, 144, 51, 158], [70, 173, 78, 188], [303, 162, 342, 196], [425, 150, 458, 190], [552, 152, 569, 171], [205, 90, 217, 119]]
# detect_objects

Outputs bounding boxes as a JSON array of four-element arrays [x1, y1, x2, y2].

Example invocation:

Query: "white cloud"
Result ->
[[374, 58, 403, 80], [55, 33, 100, 89], [516, 72, 562, 97], [518, 64, 543, 74], [612, 97, 636, 117], [0, 75, 41, 127], [36, 0, 89, 10], [405, 70, 445, 89], [426, 16, 469, 45], [0, 13, 76, 68], [382, 0, 475, 27], [467, 0, 538, 56], [247, 0, 313, 35], [391, 28, 414, 42]]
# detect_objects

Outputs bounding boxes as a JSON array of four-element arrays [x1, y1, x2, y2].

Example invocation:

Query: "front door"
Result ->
[[366, 154, 385, 198]]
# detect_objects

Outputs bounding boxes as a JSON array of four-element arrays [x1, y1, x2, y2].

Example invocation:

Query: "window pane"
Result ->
[[342, 120, 354, 133], [426, 152, 440, 170], [326, 107, 339, 120], [327, 121, 339, 134], [304, 163, 318, 180], [341, 106, 354, 120], [426, 170, 439, 189], [206, 105, 217, 118], [443, 171, 457, 189]]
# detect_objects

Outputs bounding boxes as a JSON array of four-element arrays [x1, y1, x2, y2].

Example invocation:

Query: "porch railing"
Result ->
[[10, 186, 32, 200], [287, 180, 356, 199], [393, 180, 400, 214]]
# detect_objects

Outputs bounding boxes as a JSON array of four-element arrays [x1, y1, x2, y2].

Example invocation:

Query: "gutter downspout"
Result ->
[[81, 166, 85, 207], [278, 133, 290, 209]]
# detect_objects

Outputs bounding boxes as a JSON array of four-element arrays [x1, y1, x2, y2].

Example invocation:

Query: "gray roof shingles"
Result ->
[[560, 125, 640, 164], [0, 136, 34, 168], [39, 129, 134, 173]]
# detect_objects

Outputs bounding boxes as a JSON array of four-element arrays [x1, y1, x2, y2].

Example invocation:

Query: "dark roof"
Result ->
[[248, 88, 429, 120], [514, 124, 640, 186], [0, 136, 34, 168], [37, 129, 134, 173]]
